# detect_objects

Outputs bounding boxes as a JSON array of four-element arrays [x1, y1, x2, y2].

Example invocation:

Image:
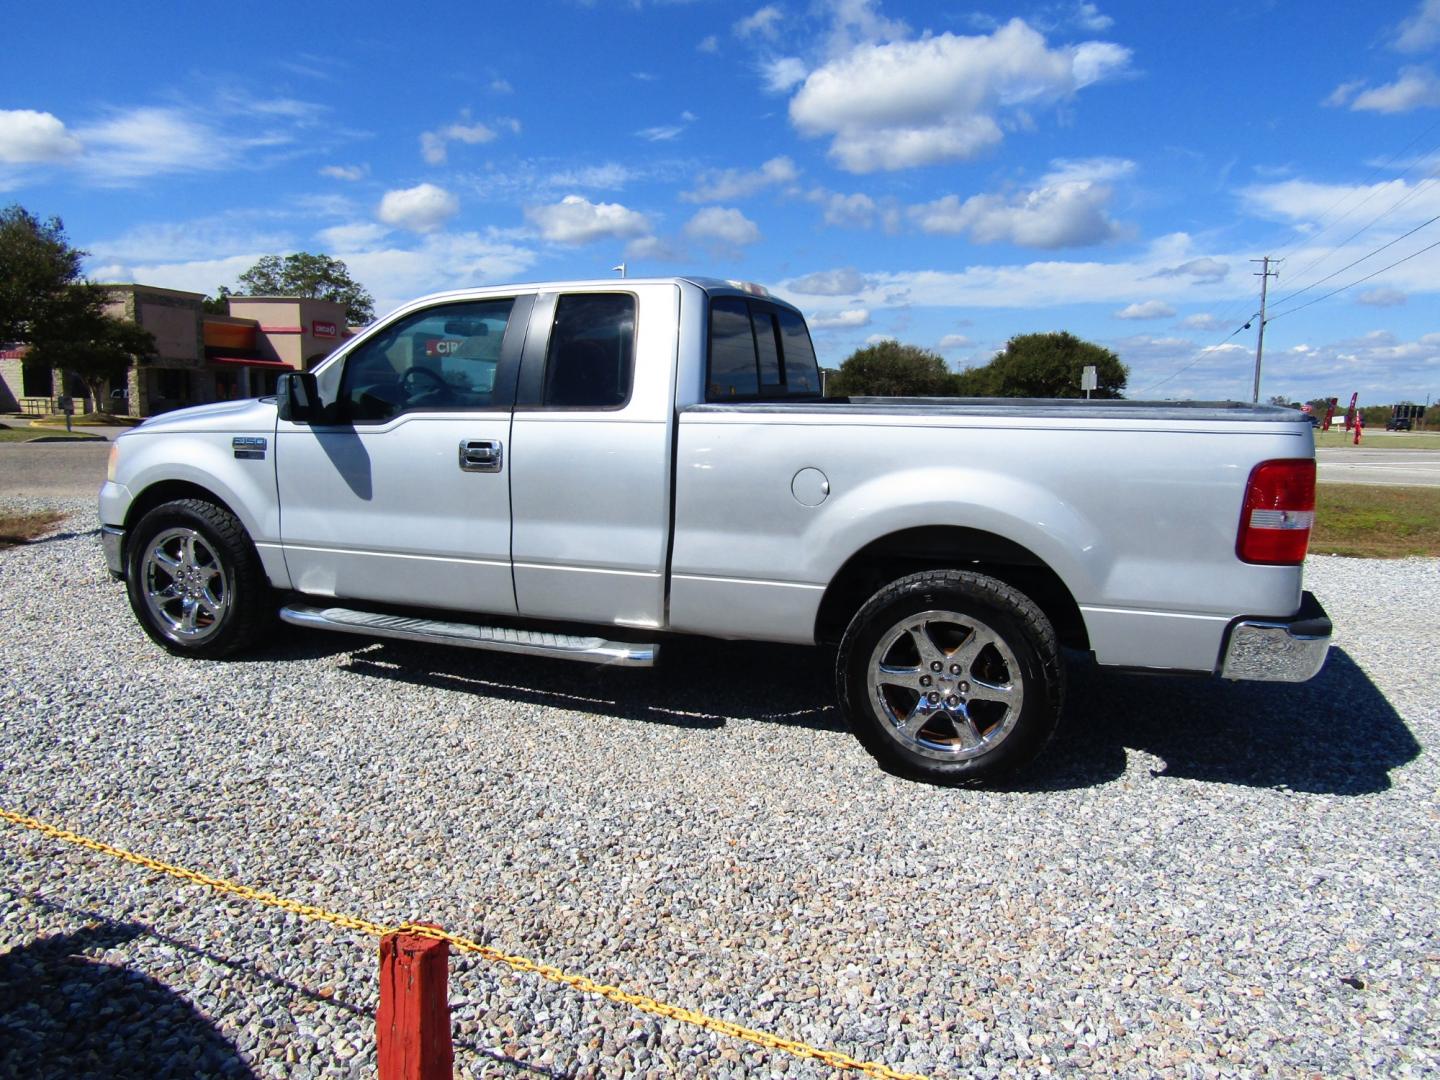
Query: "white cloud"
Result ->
[[636, 113, 696, 143], [683, 207, 761, 247], [378, 183, 460, 232], [420, 119, 500, 165], [683, 156, 798, 202], [762, 57, 810, 93], [316, 222, 391, 251], [1356, 287, 1408, 307], [491, 78, 514, 94], [1116, 300, 1177, 319], [1152, 257, 1228, 283], [544, 162, 635, 190], [1324, 80, 1365, 108], [0, 109, 83, 163], [806, 189, 879, 228], [823, 0, 911, 57], [319, 163, 366, 181], [1394, 0, 1440, 52], [86, 218, 294, 265], [1179, 313, 1227, 331], [865, 333, 897, 346], [1350, 67, 1440, 113], [698, 35, 720, 53], [624, 234, 686, 262], [789, 19, 1131, 172], [787, 268, 868, 295], [1241, 176, 1440, 227], [736, 5, 783, 39], [326, 231, 537, 312], [937, 333, 973, 348], [910, 158, 1132, 248], [526, 194, 651, 244], [1072, 3, 1114, 31], [74, 107, 231, 181], [810, 308, 871, 329]]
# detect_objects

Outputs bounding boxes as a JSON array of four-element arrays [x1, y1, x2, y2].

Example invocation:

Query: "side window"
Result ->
[[775, 308, 820, 395], [707, 298, 822, 401], [542, 293, 635, 409], [339, 298, 514, 422], [708, 297, 759, 399]]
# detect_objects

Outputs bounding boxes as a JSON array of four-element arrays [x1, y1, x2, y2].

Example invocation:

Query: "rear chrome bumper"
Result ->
[[100, 525, 125, 579], [1220, 591, 1331, 683]]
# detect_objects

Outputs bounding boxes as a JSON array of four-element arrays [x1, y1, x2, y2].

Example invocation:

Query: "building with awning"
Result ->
[[1, 284, 355, 416]]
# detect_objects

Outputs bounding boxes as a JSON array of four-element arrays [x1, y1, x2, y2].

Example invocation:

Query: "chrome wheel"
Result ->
[[140, 527, 231, 645], [866, 608, 1025, 762]]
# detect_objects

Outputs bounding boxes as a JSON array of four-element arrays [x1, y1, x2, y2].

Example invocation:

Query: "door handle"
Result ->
[[458, 438, 503, 473]]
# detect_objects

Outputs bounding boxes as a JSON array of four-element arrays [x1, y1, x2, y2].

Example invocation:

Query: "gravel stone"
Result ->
[[0, 497, 1437, 1078]]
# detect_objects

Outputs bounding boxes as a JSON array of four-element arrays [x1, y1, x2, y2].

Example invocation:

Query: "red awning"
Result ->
[[210, 356, 293, 369]]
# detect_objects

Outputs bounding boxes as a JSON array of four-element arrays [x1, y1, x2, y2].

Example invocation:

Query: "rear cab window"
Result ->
[[706, 295, 821, 403]]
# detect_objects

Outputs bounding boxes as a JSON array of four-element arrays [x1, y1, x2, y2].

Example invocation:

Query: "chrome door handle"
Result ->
[[459, 438, 503, 473]]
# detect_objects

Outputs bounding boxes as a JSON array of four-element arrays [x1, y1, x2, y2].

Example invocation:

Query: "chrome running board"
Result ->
[[279, 604, 658, 667]]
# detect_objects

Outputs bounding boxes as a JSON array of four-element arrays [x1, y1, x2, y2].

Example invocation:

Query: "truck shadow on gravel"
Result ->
[[0, 919, 257, 1080], [318, 631, 1415, 795], [335, 634, 849, 732], [1021, 647, 1420, 795]]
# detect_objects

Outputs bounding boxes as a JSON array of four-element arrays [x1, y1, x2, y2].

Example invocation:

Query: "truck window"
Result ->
[[775, 308, 820, 395], [707, 297, 822, 401], [339, 298, 514, 422], [708, 296, 759, 399], [542, 293, 635, 409]]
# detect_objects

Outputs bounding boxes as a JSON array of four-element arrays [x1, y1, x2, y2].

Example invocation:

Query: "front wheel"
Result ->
[[125, 498, 270, 658], [836, 570, 1063, 785]]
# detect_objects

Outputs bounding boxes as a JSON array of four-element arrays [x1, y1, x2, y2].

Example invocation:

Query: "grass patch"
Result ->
[[0, 427, 104, 442], [0, 510, 66, 550], [1312, 484, 1440, 558], [28, 412, 142, 428], [1314, 429, 1440, 450]]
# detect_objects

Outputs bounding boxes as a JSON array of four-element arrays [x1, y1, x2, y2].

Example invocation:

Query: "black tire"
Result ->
[[125, 498, 271, 658], [836, 569, 1063, 785]]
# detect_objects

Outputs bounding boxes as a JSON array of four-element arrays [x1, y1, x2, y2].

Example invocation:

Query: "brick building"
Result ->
[[0, 285, 354, 417]]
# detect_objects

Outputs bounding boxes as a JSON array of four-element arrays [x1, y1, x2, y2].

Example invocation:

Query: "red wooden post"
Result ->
[[376, 926, 453, 1080]]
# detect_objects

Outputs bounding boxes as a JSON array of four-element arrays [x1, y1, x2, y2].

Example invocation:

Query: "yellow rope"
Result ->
[[0, 806, 929, 1080]]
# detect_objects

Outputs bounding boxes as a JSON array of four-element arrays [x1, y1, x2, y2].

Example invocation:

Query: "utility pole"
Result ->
[[1251, 256, 1280, 403]]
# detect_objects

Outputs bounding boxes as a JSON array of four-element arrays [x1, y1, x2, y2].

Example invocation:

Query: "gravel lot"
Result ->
[[2, 496, 1436, 1079]]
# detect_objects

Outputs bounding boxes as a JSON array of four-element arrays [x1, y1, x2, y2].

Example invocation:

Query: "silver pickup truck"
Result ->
[[99, 276, 1331, 783]]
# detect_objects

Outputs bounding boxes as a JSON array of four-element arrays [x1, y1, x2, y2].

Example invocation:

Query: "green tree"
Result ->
[[0, 205, 87, 343], [955, 332, 1128, 398], [227, 253, 375, 324], [26, 285, 156, 412], [827, 341, 956, 397]]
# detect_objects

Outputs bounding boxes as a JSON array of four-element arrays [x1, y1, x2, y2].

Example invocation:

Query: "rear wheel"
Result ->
[[836, 570, 1063, 784], [125, 498, 270, 657]]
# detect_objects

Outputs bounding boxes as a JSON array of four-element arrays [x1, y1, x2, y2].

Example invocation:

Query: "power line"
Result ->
[[1266, 211, 1440, 309], [1272, 177, 1440, 305], [1267, 234, 1440, 321], [1137, 316, 1256, 396]]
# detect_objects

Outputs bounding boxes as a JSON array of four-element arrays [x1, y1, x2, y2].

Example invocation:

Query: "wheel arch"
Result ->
[[124, 480, 243, 535], [814, 525, 1089, 651]]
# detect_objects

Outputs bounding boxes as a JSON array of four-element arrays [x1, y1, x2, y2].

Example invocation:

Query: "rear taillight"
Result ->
[[1237, 459, 1316, 565]]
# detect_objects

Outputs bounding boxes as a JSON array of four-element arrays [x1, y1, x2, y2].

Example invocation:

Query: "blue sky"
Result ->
[[3, 0, 1439, 404]]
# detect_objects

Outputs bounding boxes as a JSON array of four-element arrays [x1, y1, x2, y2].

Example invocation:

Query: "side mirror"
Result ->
[[277, 371, 320, 423]]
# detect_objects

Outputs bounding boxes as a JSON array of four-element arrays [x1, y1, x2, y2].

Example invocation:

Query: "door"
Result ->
[[276, 294, 531, 614], [508, 286, 678, 629]]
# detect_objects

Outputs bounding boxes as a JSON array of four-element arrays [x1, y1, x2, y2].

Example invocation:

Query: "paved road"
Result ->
[[0, 443, 110, 498], [1316, 448, 1440, 488]]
